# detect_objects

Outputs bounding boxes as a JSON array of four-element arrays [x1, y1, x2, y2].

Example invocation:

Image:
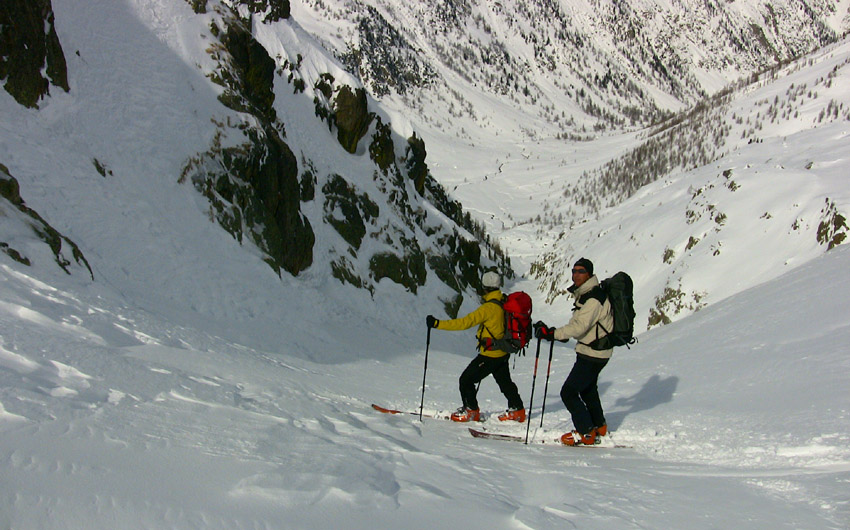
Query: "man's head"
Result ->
[[481, 270, 502, 292], [572, 257, 594, 288]]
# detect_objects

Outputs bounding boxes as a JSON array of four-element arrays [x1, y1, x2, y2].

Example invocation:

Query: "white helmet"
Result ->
[[481, 271, 502, 289]]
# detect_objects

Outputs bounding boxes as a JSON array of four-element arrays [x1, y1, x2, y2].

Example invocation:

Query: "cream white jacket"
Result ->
[[553, 276, 614, 360]]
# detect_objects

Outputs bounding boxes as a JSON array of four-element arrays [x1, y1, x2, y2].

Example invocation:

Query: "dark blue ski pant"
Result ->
[[560, 354, 608, 435], [460, 354, 523, 411]]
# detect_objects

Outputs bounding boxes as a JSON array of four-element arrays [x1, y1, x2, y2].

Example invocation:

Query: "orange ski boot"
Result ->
[[560, 429, 597, 446], [497, 408, 526, 423], [450, 407, 480, 422]]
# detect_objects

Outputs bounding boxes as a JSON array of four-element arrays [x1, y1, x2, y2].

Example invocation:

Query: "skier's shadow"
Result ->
[[535, 375, 677, 428], [603, 374, 679, 430]]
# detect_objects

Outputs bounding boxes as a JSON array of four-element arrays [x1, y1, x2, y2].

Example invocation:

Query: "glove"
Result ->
[[426, 315, 439, 329], [535, 325, 554, 341], [533, 321, 547, 339]]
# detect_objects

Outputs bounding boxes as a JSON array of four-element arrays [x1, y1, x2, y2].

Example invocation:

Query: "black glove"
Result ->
[[535, 325, 554, 341], [426, 315, 439, 329]]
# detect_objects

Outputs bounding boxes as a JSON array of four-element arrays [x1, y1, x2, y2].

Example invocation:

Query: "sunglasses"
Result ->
[[571, 268, 588, 274]]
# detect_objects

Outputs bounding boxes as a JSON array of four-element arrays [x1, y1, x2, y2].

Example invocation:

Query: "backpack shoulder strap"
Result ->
[[577, 285, 612, 349], [578, 285, 605, 306], [485, 296, 505, 308], [479, 296, 508, 351]]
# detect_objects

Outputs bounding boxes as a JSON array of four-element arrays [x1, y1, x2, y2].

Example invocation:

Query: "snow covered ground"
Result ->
[[1, 0, 849, 527], [1, 231, 848, 528]]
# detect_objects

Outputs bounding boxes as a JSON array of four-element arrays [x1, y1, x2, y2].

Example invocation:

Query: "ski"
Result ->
[[371, 403, 417, 415], [468, 428, 525, 442], [371, 403, 452, 420], [468, 427, 631, 448]]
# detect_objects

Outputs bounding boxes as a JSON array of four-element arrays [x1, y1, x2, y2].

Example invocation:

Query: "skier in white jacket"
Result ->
[[535, 257, 613, 446]]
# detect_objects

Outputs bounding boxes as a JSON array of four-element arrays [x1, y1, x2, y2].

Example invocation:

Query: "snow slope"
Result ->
[[1, 223, 848, 529]]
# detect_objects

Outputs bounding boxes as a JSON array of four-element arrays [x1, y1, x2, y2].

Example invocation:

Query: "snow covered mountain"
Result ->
[[3, 0, 848, 327], [285, 0, 850, 326], [2, 0, 517, 333], [528, 39, 850, 328], [1, 0, 849, 527], [294, 0, 847, 136]]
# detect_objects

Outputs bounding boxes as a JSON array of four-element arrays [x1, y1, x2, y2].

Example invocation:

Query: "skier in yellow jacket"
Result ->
[[426, 271, 525, 423]]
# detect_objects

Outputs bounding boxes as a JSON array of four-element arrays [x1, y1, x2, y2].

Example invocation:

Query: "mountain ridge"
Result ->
[[0, 0, 848, 334], [293, 0, 847, 139]]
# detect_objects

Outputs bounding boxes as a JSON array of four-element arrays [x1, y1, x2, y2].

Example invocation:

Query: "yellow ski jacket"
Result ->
[[435, 290, 507, 358]]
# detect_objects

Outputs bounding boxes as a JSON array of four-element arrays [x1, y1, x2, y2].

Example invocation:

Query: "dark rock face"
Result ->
[[188, 0, 290, 20], [0, 0, 69, 108], [185, 12, 314, 276], [220, 22, 277, 121], [0, 164, 92, 278], [334, 86, 374, 154], [405, 134, 428, 195], [323, 174, 379, 250], [185, 126, 315, 277]]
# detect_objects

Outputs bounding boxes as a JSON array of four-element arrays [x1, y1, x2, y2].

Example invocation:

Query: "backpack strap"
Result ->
[[576, 285, 606, 307], [576, 286, 611, 350], [479, 296, 506, 351], [485, 296, 505, 308]]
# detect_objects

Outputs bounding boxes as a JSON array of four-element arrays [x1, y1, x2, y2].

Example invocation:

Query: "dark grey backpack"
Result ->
[[580, 272, 636, 350]]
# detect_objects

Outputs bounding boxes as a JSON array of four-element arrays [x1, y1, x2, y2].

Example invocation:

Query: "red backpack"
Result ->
[[482, 292, 533, 354]]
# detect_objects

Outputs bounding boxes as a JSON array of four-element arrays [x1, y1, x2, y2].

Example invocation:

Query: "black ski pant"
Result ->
[[560, 354, 609, 435], [459, 354, 524, 411]]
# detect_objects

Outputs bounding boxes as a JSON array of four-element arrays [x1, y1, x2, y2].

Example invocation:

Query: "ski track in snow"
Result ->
[[1, 254, 849, 527]]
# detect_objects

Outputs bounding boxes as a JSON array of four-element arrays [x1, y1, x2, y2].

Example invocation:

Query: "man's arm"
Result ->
[[553, 298, 605, 341]]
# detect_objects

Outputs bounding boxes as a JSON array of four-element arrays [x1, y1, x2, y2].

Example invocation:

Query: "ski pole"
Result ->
[[524, 337, 542, 444], [539, 339, 555, 428], [419, 326, 431, 422]]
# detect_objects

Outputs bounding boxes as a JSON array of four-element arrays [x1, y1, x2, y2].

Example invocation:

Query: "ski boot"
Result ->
[[497, 407, 526, 423], [450, 407, 480, 422], [560, 429, 597, 446]]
